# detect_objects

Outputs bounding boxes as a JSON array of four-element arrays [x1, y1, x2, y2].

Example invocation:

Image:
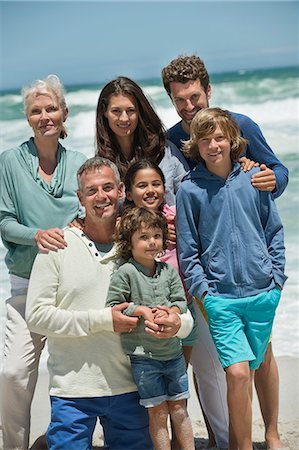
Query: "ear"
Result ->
[[118, 182, 125, 199], [207, 84, 212, 100], [63, 107, 69, 122], [126, 190, 132, 201], [77, 190, 84, 206]]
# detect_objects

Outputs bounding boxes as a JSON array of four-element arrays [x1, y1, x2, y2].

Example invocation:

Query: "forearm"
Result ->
[[0, 218, 38, 246]]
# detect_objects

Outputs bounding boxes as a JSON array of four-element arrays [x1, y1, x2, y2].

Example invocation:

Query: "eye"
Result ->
[[136, 183, 147, 189], [47, 106, 58, 113], [103, 184, 114, 192], [30, 109, 41, 115], [154, 233, 162, 239]]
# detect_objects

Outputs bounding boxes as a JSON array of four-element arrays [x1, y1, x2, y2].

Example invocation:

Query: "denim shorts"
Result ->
[[130, 354, 190, 408], [203, 287, 281, 370], [47, 392, 152, 450], [181, 299, 200, 347]]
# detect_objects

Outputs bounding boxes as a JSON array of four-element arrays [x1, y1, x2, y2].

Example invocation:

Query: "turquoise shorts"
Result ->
[[203, 287, 281, 370], [181, 299, 200, 347]]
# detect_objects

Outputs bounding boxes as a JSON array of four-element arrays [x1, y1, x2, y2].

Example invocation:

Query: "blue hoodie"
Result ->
[[176, 162, 287, 300]]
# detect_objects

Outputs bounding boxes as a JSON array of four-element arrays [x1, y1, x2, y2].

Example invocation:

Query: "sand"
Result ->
[[0, 357, 298, 449]]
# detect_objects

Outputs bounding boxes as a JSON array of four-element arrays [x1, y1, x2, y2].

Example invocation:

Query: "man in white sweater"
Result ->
[[26, 156, 192, 450]]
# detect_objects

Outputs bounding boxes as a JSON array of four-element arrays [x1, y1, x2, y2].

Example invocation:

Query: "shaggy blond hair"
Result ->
[[183, 108, 247, 163]]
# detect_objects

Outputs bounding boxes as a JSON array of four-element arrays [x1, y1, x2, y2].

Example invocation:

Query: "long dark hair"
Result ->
[[95, 76, 166, 180]]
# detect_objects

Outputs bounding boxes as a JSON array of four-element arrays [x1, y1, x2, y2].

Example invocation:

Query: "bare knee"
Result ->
[[226, 363, 250, 388], [168, 400, 188, 420]]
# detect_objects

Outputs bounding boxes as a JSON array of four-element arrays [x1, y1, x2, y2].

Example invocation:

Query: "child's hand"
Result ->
[[152, 307, 169, 321]]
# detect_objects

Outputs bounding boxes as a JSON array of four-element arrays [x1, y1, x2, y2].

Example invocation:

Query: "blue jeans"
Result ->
[[130, 354, 189, 408], [47, 392, 153, 450]]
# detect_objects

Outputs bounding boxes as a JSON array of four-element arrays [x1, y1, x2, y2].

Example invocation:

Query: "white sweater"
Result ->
[[26, 227, 137, 398]]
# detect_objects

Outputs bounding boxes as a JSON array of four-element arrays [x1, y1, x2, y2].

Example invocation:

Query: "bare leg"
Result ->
[[254, 342, 282, 449], [226, 362, 253, 450], [171, 347, 193, 450], [148, 402, 171, 450], [169, 400, 195, 450]]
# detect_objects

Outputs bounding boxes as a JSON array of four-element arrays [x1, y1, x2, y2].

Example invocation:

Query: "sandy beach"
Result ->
[[0, 356, 296, 450]]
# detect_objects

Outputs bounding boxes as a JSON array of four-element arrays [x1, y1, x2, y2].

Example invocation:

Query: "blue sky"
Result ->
[[1, 0, 298, 90]]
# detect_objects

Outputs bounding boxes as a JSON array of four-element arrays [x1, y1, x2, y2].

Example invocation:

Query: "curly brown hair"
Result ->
[[161, 54, 210, 97], [95, 77, 166, 180], [115, 207, 168, 261], [183, 108, 248, 163]]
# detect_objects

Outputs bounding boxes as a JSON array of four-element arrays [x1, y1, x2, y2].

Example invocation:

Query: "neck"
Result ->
[[34, 136, 59, 160], [206, 160, 233, 179], [84, 217, 116, 244], [116, 135, 134, 160], [181, 120, 191, 135]]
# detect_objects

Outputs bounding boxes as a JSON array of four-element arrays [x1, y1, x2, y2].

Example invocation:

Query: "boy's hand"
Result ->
[[152, 307, 169, 321], [251, 164, 276, 192]]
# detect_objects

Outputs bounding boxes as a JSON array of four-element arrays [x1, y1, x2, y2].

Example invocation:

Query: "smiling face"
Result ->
[[131, 224, 163, 269], [26, 92, 68, 139], [169, 79, 211, 131], [126, 168, 165, 211], [104, 93, 138, 140], [78, 165, 124, 224], [197, 125, 232, 177]]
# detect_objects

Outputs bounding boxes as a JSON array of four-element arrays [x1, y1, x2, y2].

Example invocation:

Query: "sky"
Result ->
[[0, 0, 298, 90]]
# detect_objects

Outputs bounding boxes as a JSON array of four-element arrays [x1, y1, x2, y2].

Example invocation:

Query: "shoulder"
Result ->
[[64, 148, 88, 165], [230, 111, 260, 133], [0, 142, 27, 165], [168, 121, 184, 137]]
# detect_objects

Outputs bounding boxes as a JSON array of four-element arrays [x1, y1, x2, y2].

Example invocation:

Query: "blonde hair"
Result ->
[[183, 107, 247, 163], [22, 74, 68, 139]]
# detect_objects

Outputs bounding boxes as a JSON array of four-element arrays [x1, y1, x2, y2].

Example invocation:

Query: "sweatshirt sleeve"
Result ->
[[260, 191, 288, 288], [26, 250, 113, 337], [176, 185, 210, 300], [237, 114, 289, 198]]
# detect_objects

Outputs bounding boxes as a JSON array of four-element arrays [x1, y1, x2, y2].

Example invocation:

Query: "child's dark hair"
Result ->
[[116, 207, 168, 261], [124, 159, 165, 209]]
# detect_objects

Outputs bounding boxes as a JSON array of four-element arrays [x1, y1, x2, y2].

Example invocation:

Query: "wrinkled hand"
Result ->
[[145, 305, 181, 339], [239, 156, 259, 172], [68, 218, 85, 230], [111, 303, 138, 333], [35, 228, 67, 253], [251, 164, 276, 192]]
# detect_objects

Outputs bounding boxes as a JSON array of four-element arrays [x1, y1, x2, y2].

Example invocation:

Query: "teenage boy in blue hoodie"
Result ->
[[176, 107, 287, 450]]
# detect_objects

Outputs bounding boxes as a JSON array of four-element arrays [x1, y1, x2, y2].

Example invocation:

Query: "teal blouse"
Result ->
[[0, 138, 87, 278]]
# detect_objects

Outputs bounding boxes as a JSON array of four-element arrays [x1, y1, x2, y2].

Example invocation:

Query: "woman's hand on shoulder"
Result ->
[[35, 228, 67, 253]]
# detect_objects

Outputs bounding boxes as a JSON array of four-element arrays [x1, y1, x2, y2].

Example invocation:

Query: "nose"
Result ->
[[40, 109, 49, 121], [119, 110, 129, 121], [209, 138, 218, 149], [95, 188, 106, 199], [185, 98, 194, 111]]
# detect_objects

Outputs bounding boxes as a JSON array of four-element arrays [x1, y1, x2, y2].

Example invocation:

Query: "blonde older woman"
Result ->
[[0, 75, 86, 450]]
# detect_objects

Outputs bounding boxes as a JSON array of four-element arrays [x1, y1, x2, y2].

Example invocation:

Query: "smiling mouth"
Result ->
[[95, 203, 111, 209]]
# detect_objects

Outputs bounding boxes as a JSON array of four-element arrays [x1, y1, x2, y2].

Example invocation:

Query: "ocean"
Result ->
[[0, 66, 298, 366]]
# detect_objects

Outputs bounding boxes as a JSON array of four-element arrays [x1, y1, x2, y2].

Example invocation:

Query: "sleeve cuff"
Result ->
[[175, 309, 194, 339]]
